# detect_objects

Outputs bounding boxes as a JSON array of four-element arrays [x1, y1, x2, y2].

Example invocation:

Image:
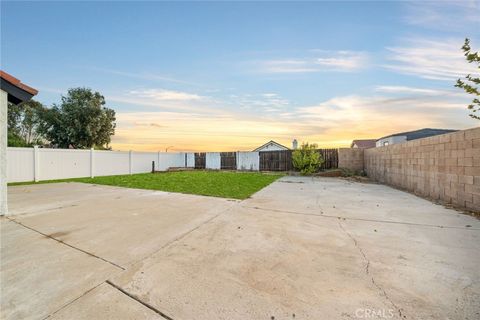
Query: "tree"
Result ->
[[38, 88, 116, 149], [7, 100, 46, 147], [455, 38, 480, 120], [292, 142, 324, 175]]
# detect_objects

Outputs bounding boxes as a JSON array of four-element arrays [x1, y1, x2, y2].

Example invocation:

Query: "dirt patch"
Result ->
[[340, 176, 374, 184], [313, 169, 343, 177]]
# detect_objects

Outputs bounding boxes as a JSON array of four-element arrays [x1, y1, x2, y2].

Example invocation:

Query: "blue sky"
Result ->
[[2, 1, 479, 151]]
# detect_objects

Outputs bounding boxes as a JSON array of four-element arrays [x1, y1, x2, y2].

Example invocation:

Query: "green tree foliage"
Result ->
[[7, 100, 46, 147], [456, 38, 480, 120], [38, 88, 116, 149], [292, 142, 324, 175], [7, 132, 30, 147]]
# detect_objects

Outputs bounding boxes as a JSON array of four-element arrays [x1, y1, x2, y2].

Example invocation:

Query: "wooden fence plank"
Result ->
[[220, 152, 237, 170], [194, 153, 206, 169]]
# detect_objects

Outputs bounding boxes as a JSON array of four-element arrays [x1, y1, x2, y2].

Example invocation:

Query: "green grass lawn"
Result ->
[[9, 171, 283, 199]]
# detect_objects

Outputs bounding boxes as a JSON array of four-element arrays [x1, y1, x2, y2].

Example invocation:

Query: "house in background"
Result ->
[[376, 128, 458, 147], [350, 139, 376, 149], [253, 140, 291, 152]]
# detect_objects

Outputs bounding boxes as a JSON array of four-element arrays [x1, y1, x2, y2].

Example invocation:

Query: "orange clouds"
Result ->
[[110, 88, 477, 152]]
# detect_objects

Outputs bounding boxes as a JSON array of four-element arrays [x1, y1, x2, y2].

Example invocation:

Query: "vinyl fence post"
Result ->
[[129, 150, 132, 175], [33, 145, 39, 182], [90, 148, 94, 178], [236, 151, 239, 171], [158, 151, 160, 171]]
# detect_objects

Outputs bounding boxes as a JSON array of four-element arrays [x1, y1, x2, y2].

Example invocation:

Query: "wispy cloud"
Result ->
[[256, 51, 369, 74], [129, 89, 206, 101], [261, 59, 318, 73], [293, 91, 473, 142], [231, 92, 290, 113], [315, 51, 369, 70], [107, 88, 222, 114], [374, 85, 458, 96], [110, 85, 476, 152], [403, 1, 480, 31], [86, 67, 199, 86], [384, 38, 479, 81]]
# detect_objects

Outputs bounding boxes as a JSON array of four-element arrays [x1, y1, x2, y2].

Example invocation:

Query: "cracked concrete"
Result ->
[[337, 221, 402, 319], [2, 177, 479, 319]]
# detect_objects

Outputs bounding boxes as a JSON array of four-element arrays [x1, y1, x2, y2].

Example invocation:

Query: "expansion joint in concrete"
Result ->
[[6, 217, 125, 270], [106, 280, 174, 320], [41, 281, 105, 320], [124, 208, 230, 270], [245, 205, 480, 231]]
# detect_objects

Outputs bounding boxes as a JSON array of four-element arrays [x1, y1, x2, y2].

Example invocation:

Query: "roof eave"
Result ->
[[0, 71, 38, 104]]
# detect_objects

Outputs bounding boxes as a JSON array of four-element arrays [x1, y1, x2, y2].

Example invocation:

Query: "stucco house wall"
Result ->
[[376, 135, 407, 147]]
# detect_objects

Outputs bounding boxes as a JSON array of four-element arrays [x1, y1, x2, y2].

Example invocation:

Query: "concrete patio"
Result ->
[[2, 177, 479, 320]]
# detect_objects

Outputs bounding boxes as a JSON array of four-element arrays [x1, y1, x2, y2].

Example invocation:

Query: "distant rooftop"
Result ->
[[377, 128, 458, 142], [350, 139, 376, 148], [252, 140, 290, 152]]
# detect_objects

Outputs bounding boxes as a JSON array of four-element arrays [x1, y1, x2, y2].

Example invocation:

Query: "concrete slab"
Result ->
[[338, 218, 480, 319], [247, 176, 480, 228], [0, 219, 121, 320], [110, 207, 397, 319], [103, 177, 480, 320], [48, 283, 163, 320], [4, 177, 480, 320], [8, 183, 236, 267]]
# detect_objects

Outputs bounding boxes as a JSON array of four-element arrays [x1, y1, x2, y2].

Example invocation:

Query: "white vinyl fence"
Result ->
[[7, 147, 192, 183], [237, 151, 259, 171], [7, 147, 262, 183], [206, 152, 221, 170]]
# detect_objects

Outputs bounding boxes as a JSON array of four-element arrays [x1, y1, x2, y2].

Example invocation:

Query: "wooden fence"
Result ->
[[194, 152, 206, 169], [318, 148, 339, 170], [194, 149, 338, 172], [220, 152, 237, 170], [259, 150, 293, 171], [259, 149, 338, 171]]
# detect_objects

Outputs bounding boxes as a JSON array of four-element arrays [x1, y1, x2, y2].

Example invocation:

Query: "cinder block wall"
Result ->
[[364, 127, 480, 212], [338, 148, 365, 172]]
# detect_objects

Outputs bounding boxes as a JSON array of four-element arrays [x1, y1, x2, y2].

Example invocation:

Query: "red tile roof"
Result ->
[[0, 70, 38, 95], [350, 139, 376, 148]]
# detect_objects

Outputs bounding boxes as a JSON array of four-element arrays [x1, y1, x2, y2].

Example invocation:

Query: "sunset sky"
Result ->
[[2, 1, 479, 152]]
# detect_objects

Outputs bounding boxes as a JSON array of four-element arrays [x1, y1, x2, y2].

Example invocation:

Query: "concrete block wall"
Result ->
[[364, 127, 480, 212], [338, 148, 365, 172]]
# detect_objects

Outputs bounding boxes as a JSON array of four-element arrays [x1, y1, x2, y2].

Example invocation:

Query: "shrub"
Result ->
[[292, 142, 324, 174]]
